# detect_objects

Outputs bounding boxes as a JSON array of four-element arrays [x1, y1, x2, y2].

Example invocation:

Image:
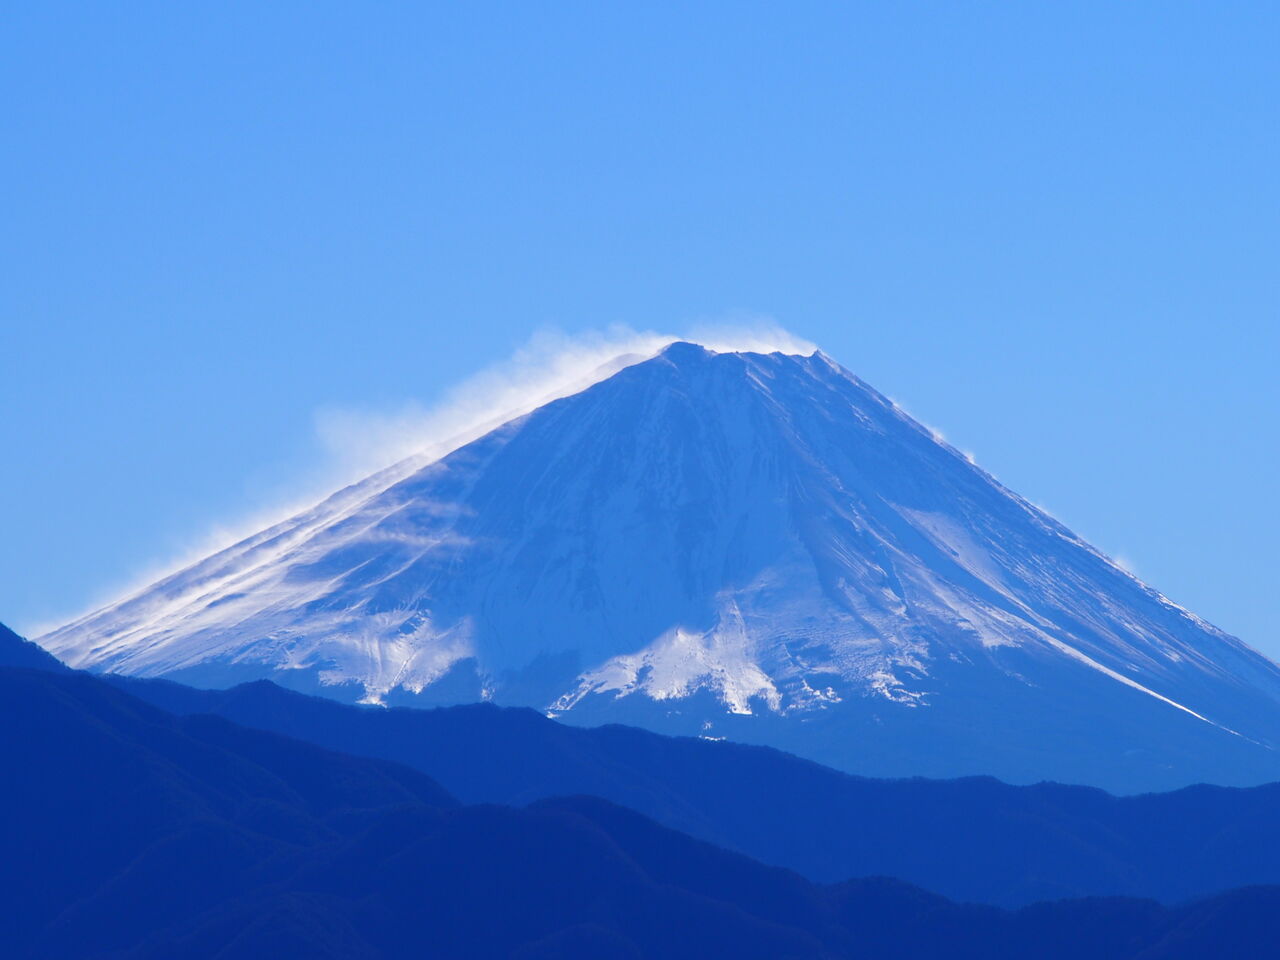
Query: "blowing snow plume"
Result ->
[[312, 322, 817, 479], [36, 323, 813, 636]]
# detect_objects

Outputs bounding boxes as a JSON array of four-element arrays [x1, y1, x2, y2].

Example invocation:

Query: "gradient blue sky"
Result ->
[[3, 2, 1277, 652]]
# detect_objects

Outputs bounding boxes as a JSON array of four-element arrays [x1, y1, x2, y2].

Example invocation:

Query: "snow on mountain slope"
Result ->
[[38, 342, 1280, 791]]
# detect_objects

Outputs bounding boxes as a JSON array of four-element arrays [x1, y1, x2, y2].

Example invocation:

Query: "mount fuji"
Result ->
[[38, 341, 1280, 791]]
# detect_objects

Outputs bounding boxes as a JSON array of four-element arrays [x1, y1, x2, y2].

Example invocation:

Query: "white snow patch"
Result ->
[[555, 601, 782, 715]]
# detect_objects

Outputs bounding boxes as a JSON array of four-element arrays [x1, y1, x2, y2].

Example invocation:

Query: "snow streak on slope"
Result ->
[[38, 341, 1280, 789]]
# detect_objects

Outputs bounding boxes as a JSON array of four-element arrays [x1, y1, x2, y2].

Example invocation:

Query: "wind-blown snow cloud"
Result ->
[[37, 320, 813, 633], [314, 320, 816, 479]]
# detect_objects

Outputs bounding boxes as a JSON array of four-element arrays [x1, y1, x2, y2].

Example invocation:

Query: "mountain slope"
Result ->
[[8, 661, 1280, 959], [113, 672, 1280, 908], [0, 665, 454, 956], [0, 621, 68, 671], [38, 342, 1280, 791]]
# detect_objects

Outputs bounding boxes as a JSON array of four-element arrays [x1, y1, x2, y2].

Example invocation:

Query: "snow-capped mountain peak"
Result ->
[[38, 341, 1280, 791]]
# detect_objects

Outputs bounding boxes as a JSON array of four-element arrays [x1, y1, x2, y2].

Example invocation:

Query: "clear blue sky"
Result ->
[[3, 2, 1277, 652]]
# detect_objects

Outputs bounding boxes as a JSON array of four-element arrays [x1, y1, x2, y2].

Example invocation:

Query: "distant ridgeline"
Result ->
[[37, 342, 1280, 793], [0, 621, 68, 672], [9, 621, 1280, 960]]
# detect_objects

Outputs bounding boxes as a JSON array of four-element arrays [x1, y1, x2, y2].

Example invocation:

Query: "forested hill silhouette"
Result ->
[[6, 654, 1280, 959], [0, 621, 67, 672], [111, 669, 1280, 908]]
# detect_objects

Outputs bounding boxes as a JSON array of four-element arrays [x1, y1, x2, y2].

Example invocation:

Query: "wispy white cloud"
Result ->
[[37, 320, 813, 634], [1113, 553, 1139, 576], [313, 320, 814, 480]]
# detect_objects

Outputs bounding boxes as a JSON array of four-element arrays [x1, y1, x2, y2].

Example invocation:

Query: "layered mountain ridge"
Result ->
[[38, 341, 1280, 790], [12, 646, 1280, 960]]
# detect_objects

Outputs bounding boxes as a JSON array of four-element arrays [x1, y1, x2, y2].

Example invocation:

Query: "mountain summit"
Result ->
[[39, 342, 1280, 791]]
